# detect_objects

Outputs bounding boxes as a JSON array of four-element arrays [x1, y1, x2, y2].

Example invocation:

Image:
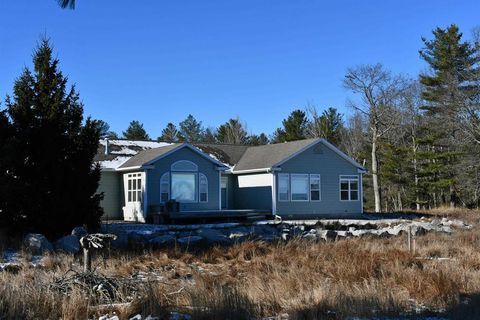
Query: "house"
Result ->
[[95, 138, 366, 222]]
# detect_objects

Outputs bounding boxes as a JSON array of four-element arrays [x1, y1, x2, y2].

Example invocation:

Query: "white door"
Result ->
[[123, 172, 145, 222]]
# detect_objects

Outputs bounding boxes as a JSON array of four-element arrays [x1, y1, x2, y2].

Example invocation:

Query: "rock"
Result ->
[[0, 263, 22, 274], [177, 235, 203, 244], [55, 235, 80, 254], [71, 226, 88, 239], [129, 232, 148, 243], [317, 230, 337, 241], [302, 233, 317, 241], [149, 235, 176, 246], [227, 227, 252, 240], [111, 230, 128, 248], [196, 229, 232, 245], [23, 233, 53, 254]]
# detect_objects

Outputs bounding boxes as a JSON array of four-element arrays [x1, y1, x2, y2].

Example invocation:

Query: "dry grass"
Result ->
[[2, 208, 480, 319]]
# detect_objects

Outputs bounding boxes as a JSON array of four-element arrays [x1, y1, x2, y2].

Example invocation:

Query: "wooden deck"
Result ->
[[153, 209, 273, 224]]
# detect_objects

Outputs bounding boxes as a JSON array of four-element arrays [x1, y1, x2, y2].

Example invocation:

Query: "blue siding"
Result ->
[[275, 142, 362, 217], [146, 147, 221, 212]]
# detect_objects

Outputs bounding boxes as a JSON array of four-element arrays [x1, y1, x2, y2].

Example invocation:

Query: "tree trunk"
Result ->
[[83, 248, 91, 272], [371, 133, 381, 213], [412, 140, 420, 211]]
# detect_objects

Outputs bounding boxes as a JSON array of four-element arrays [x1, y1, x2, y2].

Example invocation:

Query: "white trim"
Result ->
[[160, 172, 170, 203], [116, 165, 154, 172], [272, 139, 366, 172], [232, 167, 272, 174], [271, 173, 277, 214], [142, 169, 148, 220], [339, 174, 360, 202], [278, 173, 290, 202], [290, 173, 310, 202]]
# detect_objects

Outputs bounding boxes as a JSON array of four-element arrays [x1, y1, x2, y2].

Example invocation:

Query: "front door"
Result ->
[[221, 176, 228, 209]]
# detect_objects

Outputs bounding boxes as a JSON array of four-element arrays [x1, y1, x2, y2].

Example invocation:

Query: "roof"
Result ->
[[194, 144, 249, 167], [232, 138, 321, 172], [117, 143, 229, 170], [96, 138, 365, 173], [95, 139, 171, 169]]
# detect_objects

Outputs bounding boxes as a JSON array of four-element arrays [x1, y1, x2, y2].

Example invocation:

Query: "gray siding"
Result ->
[[98, 171, 122, 220], [275, 142, 362, 217], [233, 173, 272, 210], [146, 147, 221, 212]]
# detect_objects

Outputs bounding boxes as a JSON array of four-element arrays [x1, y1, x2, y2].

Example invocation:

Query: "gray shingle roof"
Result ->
[[232, 138, 320, 172], [194, 144, 249, 167], [118, 144, 181, 169]]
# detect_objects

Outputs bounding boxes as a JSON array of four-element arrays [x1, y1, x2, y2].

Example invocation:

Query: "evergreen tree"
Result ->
[[307, 107, 344, 145], [123, 120, 150, 140], [216, 118, 248, 144], [248, 133, 269, 146], [3, 39, 102, 237], [282, 109, 308, 141], [270, 128, 287, 144], [178, 114, 203, 142], [158, 122, 179, 143], [95, 120, 118, 139], [202, 127, 218, 144], [419, 24, 479, 207]]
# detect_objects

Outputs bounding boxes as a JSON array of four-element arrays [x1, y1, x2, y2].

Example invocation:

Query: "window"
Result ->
[[171, 160, 198, 172], [340, 175, 359, 201], [171, 173, 196, 202], [160, 172, 170, 202], [310, 174, 321, 201], [199, 173, 208, 202], [291, 174, 309, 201], [127, 173, 142, 203], [278, 174, 290, 201]]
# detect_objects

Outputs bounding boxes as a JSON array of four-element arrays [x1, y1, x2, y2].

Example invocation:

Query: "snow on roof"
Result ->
[[96, 139, 172, 170]]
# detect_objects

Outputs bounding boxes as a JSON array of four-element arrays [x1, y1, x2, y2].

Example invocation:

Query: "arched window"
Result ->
[[160, 172, 170, 203], [199, 173, 208, 202], [171, 160, 198, 172]]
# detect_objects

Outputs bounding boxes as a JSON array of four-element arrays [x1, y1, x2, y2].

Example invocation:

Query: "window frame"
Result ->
[[339, 175, 359, 201], [171, 172, 198, 203], [309, 174, 321, 201], [278, 173, 290, 202], [160, 172, 170, 203], [290, 173, 310, 202], [199, 173, 208, 203], [126, 173, 142, 203]]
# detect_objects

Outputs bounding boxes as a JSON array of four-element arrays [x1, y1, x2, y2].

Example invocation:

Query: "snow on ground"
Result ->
[[0, 248, 43, 271]]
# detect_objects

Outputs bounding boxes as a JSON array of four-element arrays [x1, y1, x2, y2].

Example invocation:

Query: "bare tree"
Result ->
[[343, 64, 406, 213]]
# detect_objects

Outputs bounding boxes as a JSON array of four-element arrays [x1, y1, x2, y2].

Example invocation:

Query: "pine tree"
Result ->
[[123, 120, 150, 140], [178, 114, 203, 142], [3, 39, 102, 237], [307, 107, 344, 145], [282, 110, 308, 141], [158, 122, 179, 143], [216, 118, 248, 144], [419, 24, 479, 207], [202, 127, 218, 144], [248, 133, 269, 145]]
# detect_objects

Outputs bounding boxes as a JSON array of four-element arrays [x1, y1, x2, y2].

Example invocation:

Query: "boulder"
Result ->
[[317, 230, 337, 241], [111, 231, 128, 248], [177, 235, 203, 244], [23, 233, 53, 254], [55, 235, 80, 254], [196, 229, 232, 245], [71, 226, 88, 239], [149, 235, 176, 246]]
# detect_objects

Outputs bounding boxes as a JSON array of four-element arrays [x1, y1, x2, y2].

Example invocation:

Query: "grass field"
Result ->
[[1, 208, 480, 319]]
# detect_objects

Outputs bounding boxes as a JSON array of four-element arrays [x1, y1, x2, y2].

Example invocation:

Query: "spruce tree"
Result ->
[[282, 110, 308, 141], [123, 120, 150, 140], [178, 114, 203, 142], [158, 122, 179, 143], [419, 24, 479, 207], [248, 133, 269, 145], [3, 39, 102, 238], [216, 118, 248, 144]]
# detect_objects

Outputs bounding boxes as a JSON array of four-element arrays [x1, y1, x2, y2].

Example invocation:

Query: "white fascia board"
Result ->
[[231, 167, 271, 174], [116, 165, 155, 172]]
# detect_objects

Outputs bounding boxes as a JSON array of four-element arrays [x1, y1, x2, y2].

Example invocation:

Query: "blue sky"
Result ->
[[0, 1, 479, 138]]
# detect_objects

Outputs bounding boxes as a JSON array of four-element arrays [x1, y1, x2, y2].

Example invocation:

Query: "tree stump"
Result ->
[[79, 233, 117, 272]]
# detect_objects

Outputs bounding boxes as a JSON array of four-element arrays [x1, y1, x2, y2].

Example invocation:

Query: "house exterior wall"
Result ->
[[146, 147, 221, 213], [233, 173, 273, 210], [98, 171, 123, 220], [275, 142, 362, 218]]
